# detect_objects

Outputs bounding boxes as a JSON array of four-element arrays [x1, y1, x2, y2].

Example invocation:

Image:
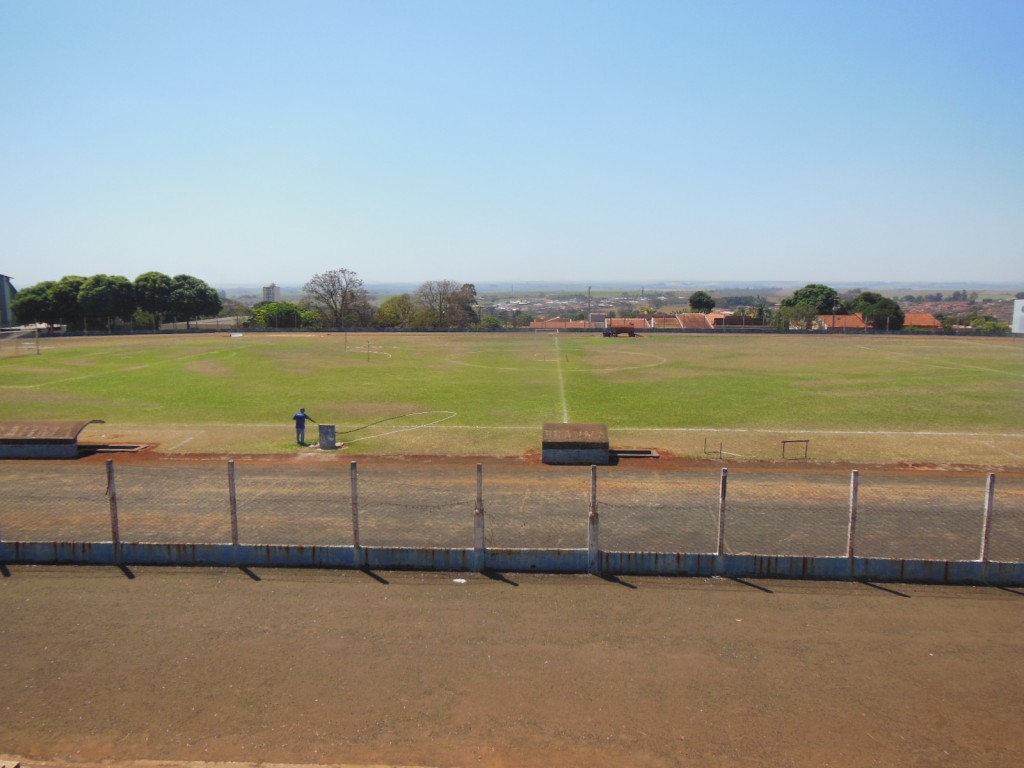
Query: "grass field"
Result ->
[[1, 331, 1022, 467]]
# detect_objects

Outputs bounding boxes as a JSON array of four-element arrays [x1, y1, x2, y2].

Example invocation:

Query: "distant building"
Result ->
[[903, 313, 943, 332], [262, 283, 282, 303], [817, 313, 869, 331], [0, 274, 15, 327]]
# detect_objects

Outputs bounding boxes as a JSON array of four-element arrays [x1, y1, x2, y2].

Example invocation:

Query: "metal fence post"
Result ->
[[106, 459, 120, 564], [228, 460, 239, 546], [716, 468, 728, 557], [980, 473, 996, 562], [350, 461, 363, 564], [588, 465, 601, 574], [847, 469, 859, 558], [474, 463, 486, 572]]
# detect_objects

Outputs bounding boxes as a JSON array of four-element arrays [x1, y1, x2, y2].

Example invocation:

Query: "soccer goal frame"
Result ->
[[0, 328, 40, 358]]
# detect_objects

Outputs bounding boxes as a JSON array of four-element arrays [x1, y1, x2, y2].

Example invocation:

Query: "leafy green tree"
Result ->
[[750, 299, 772, 324], [849, 291, 905, 331], [250, 301, 304, 328], [169, 275, 222, 328], [11, 281, 56, 325], [78, 274, 135, 331], [781, 284, 840, 315], [473, 316, 503, 330], [303, 267, 372, 327], [134, 272, 173, 330], [50, 276, 87, 330], [688, 290, 716, 313], [774, 302, 819, 330], [375, 294, 418, 328], [970, 317, 1009, 335]]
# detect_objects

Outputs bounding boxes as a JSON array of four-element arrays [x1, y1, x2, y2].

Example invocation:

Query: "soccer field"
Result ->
[[0, 331, 1021, 466]]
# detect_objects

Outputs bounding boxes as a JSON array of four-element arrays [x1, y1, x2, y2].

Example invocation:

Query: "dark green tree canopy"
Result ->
[[51, 276, 87, 329], [780, 284, 840, 315], [78, 274, 135, 330], [134, 272, 173, 318], [250, 301, 304, 329], [169, 274, 222, 327], [10, 281, 56, 324], [850, 291, 905, 331], [688, 290, 716, 313], [10, 272, 222, 331]]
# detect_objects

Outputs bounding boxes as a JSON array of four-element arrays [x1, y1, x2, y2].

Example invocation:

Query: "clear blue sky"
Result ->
[[2, 0, 1021, 290]]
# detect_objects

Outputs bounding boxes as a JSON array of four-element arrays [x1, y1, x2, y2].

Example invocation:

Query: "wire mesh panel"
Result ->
[[0, 462, 109, 540], [723, 472, 850, 557], [356, 464, 476, 548], [986, 475, 1024, 563], [598, 467, 719, 553], [481, 466, 590, 549], [856, 475, 985, 561], [114, 462, 230, 543], [3, 460, 1023, 564], [235, 462, 351, 545]]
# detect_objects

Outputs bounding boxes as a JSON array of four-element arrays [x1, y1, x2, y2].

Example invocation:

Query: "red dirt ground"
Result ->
[[3, 447, 1023, 767], [2, 567, 1023, 768]]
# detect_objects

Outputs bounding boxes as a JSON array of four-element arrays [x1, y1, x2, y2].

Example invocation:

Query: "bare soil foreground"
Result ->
[[2, 567, 1023, 767]]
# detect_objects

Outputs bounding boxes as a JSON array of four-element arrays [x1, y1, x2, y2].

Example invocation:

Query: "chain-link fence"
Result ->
[[0, 460, 1020, 563]]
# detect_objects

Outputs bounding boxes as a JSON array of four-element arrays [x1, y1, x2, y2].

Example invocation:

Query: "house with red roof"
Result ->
[[903, 312, 943, 331], [817, 313, 869, 331]]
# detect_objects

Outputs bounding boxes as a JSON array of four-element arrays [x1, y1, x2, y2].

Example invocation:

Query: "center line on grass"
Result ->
[[554, 333, 569, 422]]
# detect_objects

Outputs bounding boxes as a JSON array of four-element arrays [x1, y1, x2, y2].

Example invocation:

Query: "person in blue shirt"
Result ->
[[292, 407, 317, 445]]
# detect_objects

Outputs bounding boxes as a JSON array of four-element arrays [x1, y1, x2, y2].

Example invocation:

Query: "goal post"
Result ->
[[0, 328, 40, 358]]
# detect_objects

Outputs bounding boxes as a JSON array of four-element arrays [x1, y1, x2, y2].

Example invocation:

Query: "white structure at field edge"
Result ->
[[1014, 300, 1024, 335]]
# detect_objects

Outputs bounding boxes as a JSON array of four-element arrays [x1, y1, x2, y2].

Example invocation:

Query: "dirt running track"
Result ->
[[1, 567, 1022, 767]]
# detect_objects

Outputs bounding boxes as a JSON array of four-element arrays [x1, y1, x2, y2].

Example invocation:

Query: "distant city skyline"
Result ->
[[2, 1, 1021, 288]]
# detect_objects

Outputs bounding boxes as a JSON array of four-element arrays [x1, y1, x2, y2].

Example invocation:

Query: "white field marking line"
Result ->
[[622, 427, 1024, 438], [942, 338, 1023, 350], [553, 334, 569, 422], [341, 411, 457, 445], [180, 424, 1024, 439], [979, 439, 1024, 461], [583, 348, 669, 372], [554, 334, 569, 423], [451, 348, 667, 372], [167, 433, 202, 451], [853, 345, 1024, 378], [343, 347, 393, 360]]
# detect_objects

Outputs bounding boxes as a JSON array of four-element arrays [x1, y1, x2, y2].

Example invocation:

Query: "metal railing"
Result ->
[[1, 460, 1020, 565]]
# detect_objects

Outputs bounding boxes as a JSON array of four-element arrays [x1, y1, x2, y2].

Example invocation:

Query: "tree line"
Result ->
[[774, 284, 906, 330], [683, 285, 907, 330], [13, 269, 1009, 334], [11, 272, 222, 332], [252, 269, 484, 330]]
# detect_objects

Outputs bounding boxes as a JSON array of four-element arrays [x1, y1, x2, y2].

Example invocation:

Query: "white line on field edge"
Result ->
[[131, 425, 1024, 438]]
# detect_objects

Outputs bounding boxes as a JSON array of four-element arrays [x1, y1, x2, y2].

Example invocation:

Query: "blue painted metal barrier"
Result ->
[[3, 540, 1022, 586]]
